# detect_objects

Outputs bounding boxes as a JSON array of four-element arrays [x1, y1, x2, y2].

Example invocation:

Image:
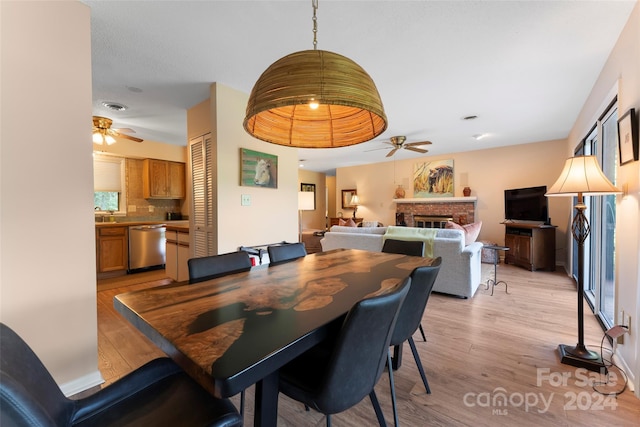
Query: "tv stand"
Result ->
[[503, 222, 556, 271]]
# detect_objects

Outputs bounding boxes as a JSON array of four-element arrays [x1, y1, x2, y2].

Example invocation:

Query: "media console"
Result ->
[[503, 222, 556, 271]]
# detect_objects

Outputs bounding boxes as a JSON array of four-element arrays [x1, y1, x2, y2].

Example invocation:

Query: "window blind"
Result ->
[[94, 156, 123, 192]]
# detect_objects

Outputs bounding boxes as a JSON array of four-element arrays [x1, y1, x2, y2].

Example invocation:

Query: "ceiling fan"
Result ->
[[372, 135, 432, 157], [92, 116, 143, 145]]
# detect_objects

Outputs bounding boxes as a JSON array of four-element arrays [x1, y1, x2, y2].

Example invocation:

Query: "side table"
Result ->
[[484, 245, 509, 296]]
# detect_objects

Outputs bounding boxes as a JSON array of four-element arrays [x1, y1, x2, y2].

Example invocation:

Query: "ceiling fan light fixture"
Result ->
[[92, 132, 105, 144], [243, 0, 387, 148]]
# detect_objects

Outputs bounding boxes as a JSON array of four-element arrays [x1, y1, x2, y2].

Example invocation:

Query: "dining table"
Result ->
[[114, 248, 436, 427]]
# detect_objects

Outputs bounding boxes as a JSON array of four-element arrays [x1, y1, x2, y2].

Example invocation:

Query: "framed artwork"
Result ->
[[240, 148, 278, 188], [413, 159, 454, 198], [300, 183, 316, 210], [341, 189, 357, 209], [618, 108, 638, 165]]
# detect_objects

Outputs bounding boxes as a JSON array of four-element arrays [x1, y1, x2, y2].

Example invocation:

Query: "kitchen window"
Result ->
[[93, 154, 126, 215]]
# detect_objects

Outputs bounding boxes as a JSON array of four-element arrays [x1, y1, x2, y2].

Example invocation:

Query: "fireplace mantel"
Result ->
[[393, 197, 477, 204]]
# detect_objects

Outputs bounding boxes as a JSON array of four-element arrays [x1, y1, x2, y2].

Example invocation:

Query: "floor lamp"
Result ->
[[298, 191, 315, 242], [546, 155, 620, 372]]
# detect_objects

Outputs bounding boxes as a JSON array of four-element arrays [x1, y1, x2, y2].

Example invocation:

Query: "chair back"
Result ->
[[382, 239, 424, 256], [188, 251, 252, 284], [1, 323, 72, 426], [267, 242, 307, 266], [390, 257, 442, 346], [315, 277, 410, 414]]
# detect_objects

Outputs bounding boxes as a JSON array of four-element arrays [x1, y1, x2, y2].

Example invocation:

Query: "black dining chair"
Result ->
[[381, 238, 428, 342], [0, 323, 242, 427], [278, 276, 411, 427], [188, 251, 252, 284], [267, 242, 307, 266], [387, 258, 442, 427], [187, 250, 252, 417]]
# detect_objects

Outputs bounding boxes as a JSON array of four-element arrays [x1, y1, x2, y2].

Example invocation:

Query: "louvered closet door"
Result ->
[[189, 133, 217, 257]]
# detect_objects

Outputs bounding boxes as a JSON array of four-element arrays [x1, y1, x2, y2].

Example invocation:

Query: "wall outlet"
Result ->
[[241, 194, 251, 206]]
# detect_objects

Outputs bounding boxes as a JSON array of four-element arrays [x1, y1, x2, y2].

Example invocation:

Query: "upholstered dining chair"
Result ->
[[267, 242, 307, 266], [188, 250, 252, 284], [278, 276, 411, 427], [387, 258, 442, 427], [381, 238, 427, 342], [0, 323, 242, 427]]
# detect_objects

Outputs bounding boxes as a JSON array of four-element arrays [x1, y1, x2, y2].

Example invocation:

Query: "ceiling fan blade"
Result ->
[[405, 146, 428, 154], [109, 129, 143, 142], [405, 141, 432, 147], [364, 146, 391, 152], [113, 127, 136, 134], [386, 148, 399, 157]]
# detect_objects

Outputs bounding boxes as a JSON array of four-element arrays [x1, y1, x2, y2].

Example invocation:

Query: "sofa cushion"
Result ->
[[445, 221, 482, 245], [338, 218, 357, 227]]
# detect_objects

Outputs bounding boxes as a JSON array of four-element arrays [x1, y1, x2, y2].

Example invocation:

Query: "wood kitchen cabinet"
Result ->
[[96, 226, 128, 276], [166, 228, 190, 282], [143, 159, 185, 199], [504, 223, 556, 271]]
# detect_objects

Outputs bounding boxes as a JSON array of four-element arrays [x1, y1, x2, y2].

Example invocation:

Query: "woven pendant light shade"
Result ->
[[244, 49, 387, 148]]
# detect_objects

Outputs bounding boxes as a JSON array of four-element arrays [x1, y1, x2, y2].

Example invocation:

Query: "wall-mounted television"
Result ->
[[504, 185, 549, 223]]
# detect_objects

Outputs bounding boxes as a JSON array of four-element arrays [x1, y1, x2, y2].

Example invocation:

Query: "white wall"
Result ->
[[336, 139, 568, 262], [0, 1, 101, 394], [565, 1, 640, 395]]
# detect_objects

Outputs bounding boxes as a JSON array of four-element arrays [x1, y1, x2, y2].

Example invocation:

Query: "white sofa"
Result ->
[[321, 226, 483, 298]]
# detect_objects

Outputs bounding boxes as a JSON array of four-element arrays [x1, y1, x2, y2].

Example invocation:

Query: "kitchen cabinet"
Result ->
[[166, 228, 190, 282], [504, 223, 556, 271], [96, 226, 128, 276], [143, 159, 185, 199]]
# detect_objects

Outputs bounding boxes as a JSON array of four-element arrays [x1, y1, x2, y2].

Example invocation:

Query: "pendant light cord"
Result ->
[[312, 0, 318, 50]]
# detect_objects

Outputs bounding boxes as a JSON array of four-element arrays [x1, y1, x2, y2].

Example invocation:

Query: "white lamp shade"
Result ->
[[350, 194, 360, 205], [298, 191, 315, 210], [546, 155, 620, 197]]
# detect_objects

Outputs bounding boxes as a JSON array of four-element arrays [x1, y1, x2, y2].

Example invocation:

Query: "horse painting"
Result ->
[[413, 159, 454, 197]]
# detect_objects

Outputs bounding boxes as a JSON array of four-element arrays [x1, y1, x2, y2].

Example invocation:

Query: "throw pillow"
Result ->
[[445, 221, 482, 246], [339, 218, 357, 227]]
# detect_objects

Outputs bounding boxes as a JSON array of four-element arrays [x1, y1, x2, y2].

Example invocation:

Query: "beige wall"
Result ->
[[187, 83, 300, 254], [336, 139, 568, 261], [93, 138, 186, 162], [298, 169, 327, 231], [565, 1, 640, 394], [0, 1, 101, 394]]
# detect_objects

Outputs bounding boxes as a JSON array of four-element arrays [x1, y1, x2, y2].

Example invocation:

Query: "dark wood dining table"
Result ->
[[114, 248, 435, 427]]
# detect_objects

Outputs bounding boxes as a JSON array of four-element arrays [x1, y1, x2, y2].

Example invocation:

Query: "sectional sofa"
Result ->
[[320, 225, 483, 298]]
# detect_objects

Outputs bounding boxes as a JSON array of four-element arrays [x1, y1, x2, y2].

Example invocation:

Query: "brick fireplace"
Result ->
[[395, 197, 476, 227]]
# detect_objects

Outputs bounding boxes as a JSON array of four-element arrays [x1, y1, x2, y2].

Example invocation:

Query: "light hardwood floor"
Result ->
[[97, 264, 640, 426]]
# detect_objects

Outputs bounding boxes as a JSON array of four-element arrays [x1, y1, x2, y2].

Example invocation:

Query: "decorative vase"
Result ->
[[463, 186, 471, 197], [394, 185, 406, 199]]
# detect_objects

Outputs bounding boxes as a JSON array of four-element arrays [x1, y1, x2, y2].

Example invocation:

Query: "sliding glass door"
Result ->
[[575, 100, 618, 329]]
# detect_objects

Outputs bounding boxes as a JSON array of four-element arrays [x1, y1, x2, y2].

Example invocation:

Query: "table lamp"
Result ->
[[545, 155, 620, 372], [350, 194, 360, 220], [298, 191, 315, 242]]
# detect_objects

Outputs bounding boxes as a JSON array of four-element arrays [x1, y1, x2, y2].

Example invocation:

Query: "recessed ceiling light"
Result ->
[[472, 133, 488, 140], [101, 101, 128, 111], [462, 115, 478, 121], [127, 86, 143, 93]]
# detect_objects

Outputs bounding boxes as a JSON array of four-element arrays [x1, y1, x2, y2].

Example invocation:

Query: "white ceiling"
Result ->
[[85, 0, 636, 174]]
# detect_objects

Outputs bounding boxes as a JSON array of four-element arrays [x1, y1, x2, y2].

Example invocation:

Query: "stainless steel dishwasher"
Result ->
[[128, 224, 166, 272]]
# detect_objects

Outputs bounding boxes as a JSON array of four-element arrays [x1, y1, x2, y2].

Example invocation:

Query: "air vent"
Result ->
[[102, 102, 128, 111]]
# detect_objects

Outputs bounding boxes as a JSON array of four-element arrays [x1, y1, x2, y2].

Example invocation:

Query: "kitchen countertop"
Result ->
[[95, 220, 189, 231]]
